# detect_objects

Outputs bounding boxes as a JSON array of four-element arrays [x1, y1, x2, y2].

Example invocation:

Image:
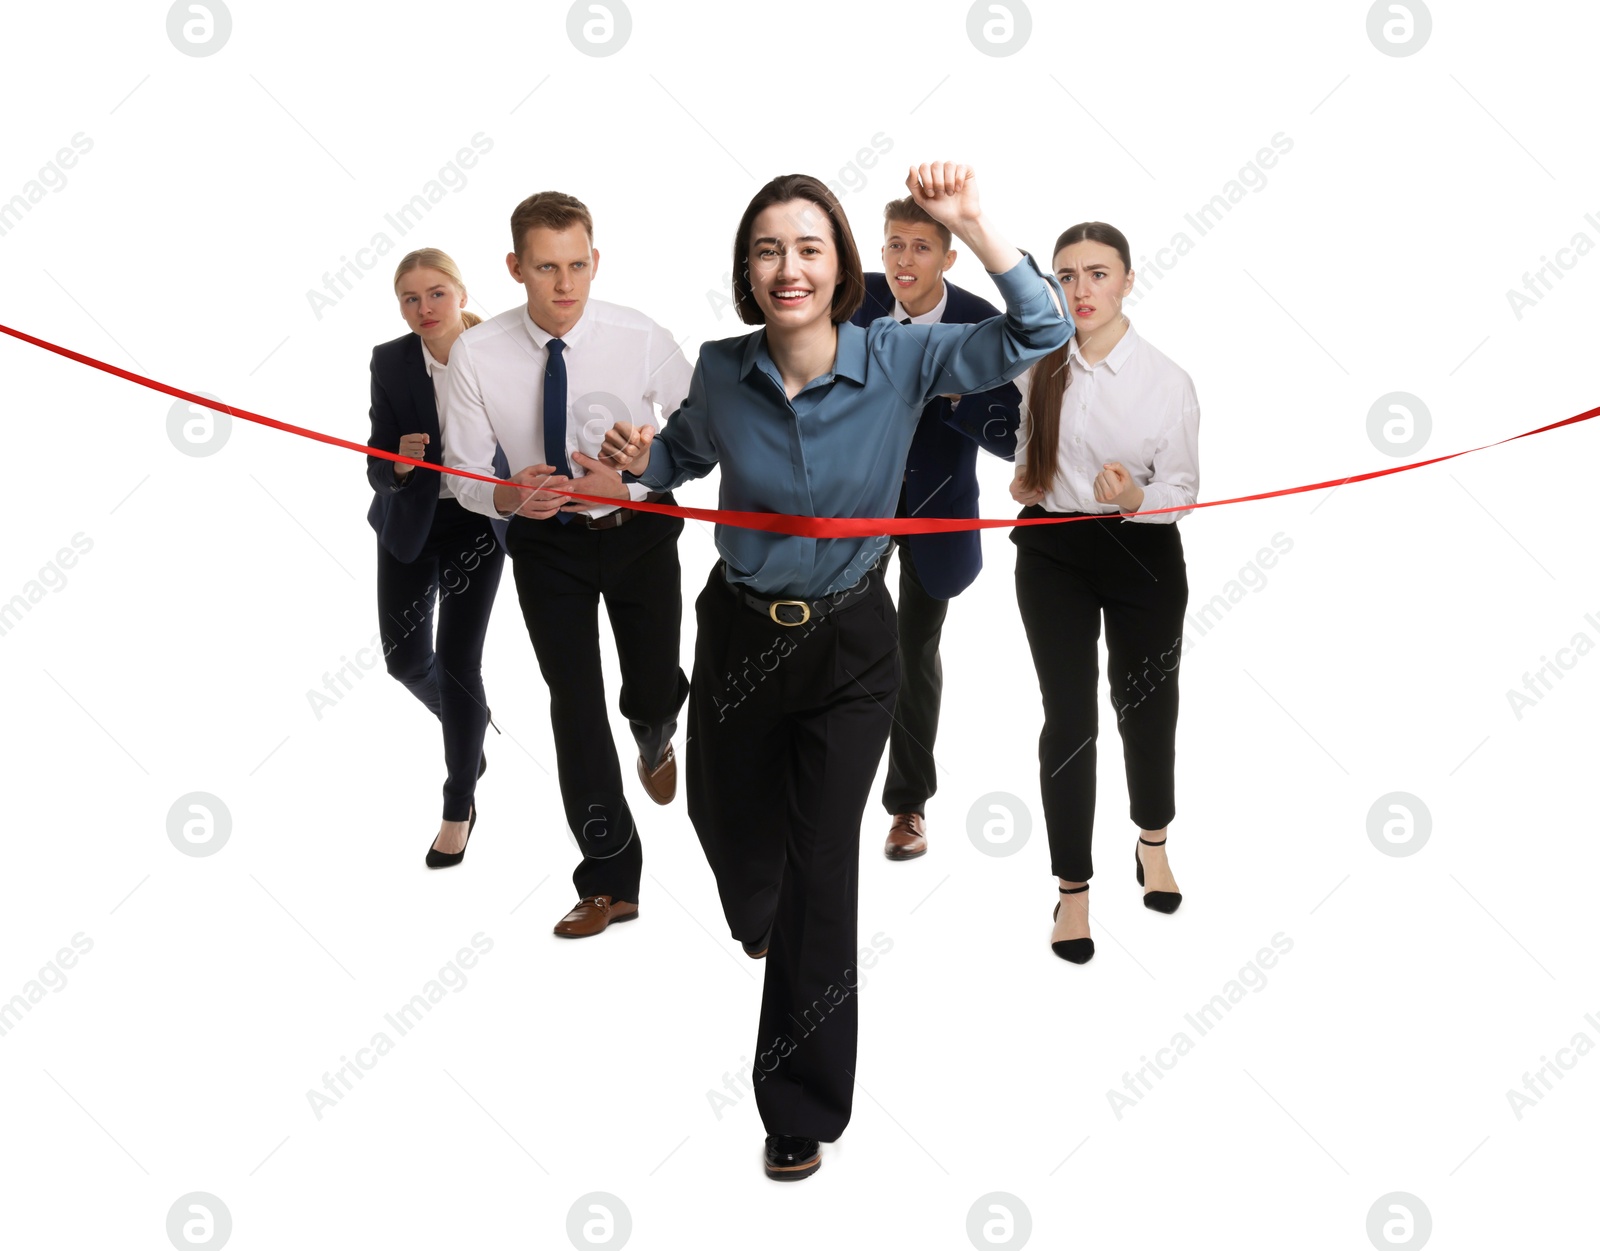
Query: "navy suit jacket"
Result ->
[[850, 273, 1022, 600], [365, 332, 510, 564]]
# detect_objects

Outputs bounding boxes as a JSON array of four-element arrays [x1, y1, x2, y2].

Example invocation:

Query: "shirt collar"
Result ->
[[738, 320, 869, 388], [1067, 317, 1139, 374], [421, 339, 446, 376], [892, 282, 949, 325], [521, 303, 591, 353]]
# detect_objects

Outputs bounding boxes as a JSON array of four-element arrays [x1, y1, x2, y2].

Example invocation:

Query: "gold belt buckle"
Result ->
[[769, 599, 811, 627]]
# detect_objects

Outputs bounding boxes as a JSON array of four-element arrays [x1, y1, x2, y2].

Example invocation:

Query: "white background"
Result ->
[[1, 1, 1596, 1248]]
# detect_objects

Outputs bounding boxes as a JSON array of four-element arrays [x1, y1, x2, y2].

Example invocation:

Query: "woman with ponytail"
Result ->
[[365, 248, 510, 868], [1008, 222, 1201, 964]]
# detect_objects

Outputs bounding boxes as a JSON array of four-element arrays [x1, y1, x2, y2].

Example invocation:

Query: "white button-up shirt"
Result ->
[[420, 339, 457, 501], [892, 283, 949, 326], [1014, 319, 1200, 523], [436, 298, 693, 520]]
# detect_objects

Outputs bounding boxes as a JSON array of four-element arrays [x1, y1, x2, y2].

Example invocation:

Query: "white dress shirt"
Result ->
[[1014, 319, 1200, 523], [892, 282, 949, 326], [435, 298, 694, 521], [420, 339, 457, 501]]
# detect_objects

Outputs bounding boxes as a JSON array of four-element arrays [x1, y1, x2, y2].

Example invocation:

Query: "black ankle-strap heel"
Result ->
[[1135, 837, 1182, 914], [1052, 884, 1094, 964]]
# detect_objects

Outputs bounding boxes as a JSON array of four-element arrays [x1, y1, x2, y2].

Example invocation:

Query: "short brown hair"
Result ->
[[509, 191, 594, 260], [732, 174, 864, 325], [881, 196, 951, 252]]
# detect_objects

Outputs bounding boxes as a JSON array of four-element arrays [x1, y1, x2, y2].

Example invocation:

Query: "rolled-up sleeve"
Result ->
[[435, 335, 505, 520], [636, 351, 720, 492]]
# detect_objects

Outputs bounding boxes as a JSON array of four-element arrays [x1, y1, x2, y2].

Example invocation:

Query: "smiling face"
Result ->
[[396, 266, 467, 343], [1053, 239, 1134, 340], [745, 198, 843, 330], [882, 218, 955, 317], [507, 223, 598, 337]]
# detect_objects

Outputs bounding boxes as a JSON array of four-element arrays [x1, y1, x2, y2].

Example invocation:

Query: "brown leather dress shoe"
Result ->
[[552, 895, 639, 938], [637, 743, 676, 805], [885, 812, 927, 860]]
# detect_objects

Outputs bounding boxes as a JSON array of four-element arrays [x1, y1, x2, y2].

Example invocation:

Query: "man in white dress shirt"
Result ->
[[436, 191, 693, 938]]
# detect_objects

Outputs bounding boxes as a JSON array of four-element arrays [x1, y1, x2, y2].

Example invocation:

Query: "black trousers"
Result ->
[[1011, 508, 1188, 882], [506, 505, 689, 903], [377, 496, 505, 822], [686, 559, 898, 1141], [881, 537, 949, 815]]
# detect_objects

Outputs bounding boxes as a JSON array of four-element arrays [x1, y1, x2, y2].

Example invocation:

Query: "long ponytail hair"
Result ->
[[392, 247, 480, 330], [1020, 222, 1132, 495]]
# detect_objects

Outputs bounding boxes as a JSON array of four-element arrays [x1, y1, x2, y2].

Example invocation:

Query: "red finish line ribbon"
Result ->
[[4, 321, 1596, 536]]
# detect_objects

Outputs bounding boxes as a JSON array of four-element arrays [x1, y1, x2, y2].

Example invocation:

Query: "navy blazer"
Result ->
[[850, 273, 1022, 600], [365, 332, 510, 564]]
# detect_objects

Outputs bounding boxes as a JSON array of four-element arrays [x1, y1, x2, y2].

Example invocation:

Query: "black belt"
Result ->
[[725, 561, 881, 627]]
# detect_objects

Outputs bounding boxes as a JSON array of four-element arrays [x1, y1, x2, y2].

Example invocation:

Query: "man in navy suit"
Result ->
[[850, 196, 1022, 860]]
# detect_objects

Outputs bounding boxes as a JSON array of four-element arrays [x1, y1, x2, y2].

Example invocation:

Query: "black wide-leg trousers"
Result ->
[[685, 559, 898, 1141], [1011, 508, 1188, 882]]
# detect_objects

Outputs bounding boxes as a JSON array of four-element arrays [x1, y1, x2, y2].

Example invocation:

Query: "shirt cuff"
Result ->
[[636, 458, 669, 491], [626, 480, 650, 502], [1124, 491, 1183, 523], [462, 479, 511, 520]]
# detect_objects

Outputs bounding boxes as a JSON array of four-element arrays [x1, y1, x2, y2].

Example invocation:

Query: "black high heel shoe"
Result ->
[[426, 805, 476, 869], [1052, 884, 1093, 963], [1135, 836, 1182, 913]]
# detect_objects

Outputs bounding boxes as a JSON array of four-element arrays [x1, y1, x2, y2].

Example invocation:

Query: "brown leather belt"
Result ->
[[576, 491, 667, 530]]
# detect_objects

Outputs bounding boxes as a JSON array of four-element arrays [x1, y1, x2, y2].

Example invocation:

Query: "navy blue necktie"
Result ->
[[543, 337, 570, 524]]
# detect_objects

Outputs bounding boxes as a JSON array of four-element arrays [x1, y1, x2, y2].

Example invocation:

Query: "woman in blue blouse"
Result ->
[[604, 163, 1070, 1181]]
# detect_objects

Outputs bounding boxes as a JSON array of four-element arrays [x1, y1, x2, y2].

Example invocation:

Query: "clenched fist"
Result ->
[[601, 420, 656, 473]]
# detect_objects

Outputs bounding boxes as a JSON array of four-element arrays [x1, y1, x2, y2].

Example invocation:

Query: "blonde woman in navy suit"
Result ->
[[366, 248, 510, 868]]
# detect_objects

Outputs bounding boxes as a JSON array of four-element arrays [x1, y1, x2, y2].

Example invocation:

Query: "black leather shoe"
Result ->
[[426, 806, 475, 869], [742, 922, 773, 960], [764, 1134, 820, 1181], [1135, 836, 1182, 913]]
